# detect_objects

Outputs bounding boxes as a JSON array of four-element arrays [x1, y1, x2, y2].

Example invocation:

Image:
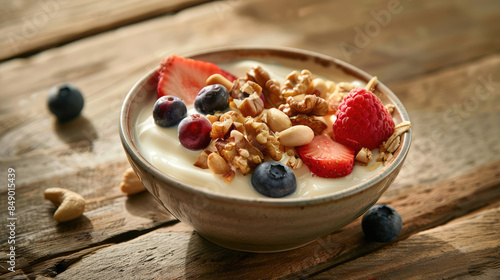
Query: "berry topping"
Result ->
[[296, 135, 355, 178], [153, 96, 187, 127], [194, 84, 229, 114], [47, 83, 84, 122], [362, 205, 402, 242], [178, 114, 212, 150], [332, 88, 395, 152], [157, 55, 237, 105], [251, 161, 296, 198]]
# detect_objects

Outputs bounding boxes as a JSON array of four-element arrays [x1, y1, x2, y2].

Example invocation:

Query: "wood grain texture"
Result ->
[[0, 0, 213, 61], [311, 201, 500, 279], [1, 0, 499, 278]]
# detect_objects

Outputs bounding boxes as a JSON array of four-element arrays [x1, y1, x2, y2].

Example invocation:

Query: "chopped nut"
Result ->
[[210, 119, 234, 139], [327, 82, 356, 114], [206, 74, 233, 91], [336, 82, 356, 94], [266, 108, 292, 132], [276, 125, 315, 147], [364, 76, 378, 92], [207, 153, 235, 182], [355, 148, 373, 166], [378, 121, 411, 164], [382, 121, 412, 152], [206, 114, 220, 124], [230, 79, 262, 101], [281, 70, 314, 98], [385, 104, 395, 115], [194, 150, 212, 169], [289, 114, 327, 135], [119, 168, 146, 195], [287, 156, 303, 169], [306, 78, 331, 99], [244, 118, 282, 161], [284, 94, 328, 116], [246, 66, 285, 108], [215, 130, 264, 175], [234, 93, 264, 117], [219, 110, 246, 123]]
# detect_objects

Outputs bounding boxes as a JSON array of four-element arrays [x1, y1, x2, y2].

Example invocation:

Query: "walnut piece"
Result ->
[[281, 70, 314, 98], [244, 117, 282, 161], [290, 114, 327, 135], [214, 130, 264, 175], [246, 66, 285, 108], [280, 94, 328, 116], [210, 111, 246, 139], [234, 93, 264, 117]]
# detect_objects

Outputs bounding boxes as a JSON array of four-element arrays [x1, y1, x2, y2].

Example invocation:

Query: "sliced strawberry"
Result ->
[[157, 55, 237, 105], [296, 135, 355, 178]]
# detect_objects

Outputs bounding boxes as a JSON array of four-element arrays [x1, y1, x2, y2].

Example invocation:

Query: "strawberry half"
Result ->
[[157, 55, 237, 105], [296, 135, 355, 178]]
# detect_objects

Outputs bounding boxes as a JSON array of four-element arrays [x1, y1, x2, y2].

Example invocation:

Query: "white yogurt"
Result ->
[[135, 61, 384, 199]]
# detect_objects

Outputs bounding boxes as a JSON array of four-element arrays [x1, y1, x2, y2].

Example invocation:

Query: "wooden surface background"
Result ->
[[0, 0, 499, 279]]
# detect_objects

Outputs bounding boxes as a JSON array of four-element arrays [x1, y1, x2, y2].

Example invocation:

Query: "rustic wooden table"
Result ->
[[1, 0, 499, 279]]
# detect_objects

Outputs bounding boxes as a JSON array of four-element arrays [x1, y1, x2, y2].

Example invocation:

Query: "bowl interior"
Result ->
[[120, 46, 411, 206]]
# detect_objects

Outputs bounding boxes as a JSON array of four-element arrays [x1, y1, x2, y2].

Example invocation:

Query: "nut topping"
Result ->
[[289, 114, 327, 135], [281, 70, 314, 98]]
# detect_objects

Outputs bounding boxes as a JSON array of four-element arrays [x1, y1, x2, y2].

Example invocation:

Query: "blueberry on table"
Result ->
[[177, 114, 212, 150], [153, 95, 187, 127], [194, 84, 229, 114], [47, 83, 84, 122], [362, 205, 402, 242], [251, 161, 296, 198]]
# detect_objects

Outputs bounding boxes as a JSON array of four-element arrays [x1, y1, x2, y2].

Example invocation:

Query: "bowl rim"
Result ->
[[119, 46, 411, 207]]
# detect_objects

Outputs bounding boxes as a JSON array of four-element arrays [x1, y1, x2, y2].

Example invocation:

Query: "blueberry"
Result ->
[[251, 161, 296, 198], [153, 96, 187, 127], [362, 205, 402, 242], [47, 83, 84, 122], [194, 84, 229, 114]]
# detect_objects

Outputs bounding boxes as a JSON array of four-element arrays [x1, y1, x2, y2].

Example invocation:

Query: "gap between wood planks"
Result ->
[[0, 0, 214, 63]]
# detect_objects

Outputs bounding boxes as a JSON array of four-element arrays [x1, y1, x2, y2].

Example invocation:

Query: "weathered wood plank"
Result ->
[[311, 201, 500, 279], [23, 159, 500, 279], [0, 160, 176, 275], [0, 0, 213, 61]]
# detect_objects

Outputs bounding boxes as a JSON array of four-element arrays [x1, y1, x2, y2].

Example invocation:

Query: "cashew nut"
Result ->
[[43, 187, 85, 222], [120, 167, 146, 195], [206, 74, 233, 91]]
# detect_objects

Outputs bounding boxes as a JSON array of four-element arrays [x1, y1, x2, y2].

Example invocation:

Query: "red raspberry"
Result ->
[[332, 88, 394, 152]]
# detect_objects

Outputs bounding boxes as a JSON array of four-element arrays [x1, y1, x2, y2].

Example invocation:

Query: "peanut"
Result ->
[[276, 125, 314, 147], [266, 108, 292, 132], [44, 187, 85, 222]]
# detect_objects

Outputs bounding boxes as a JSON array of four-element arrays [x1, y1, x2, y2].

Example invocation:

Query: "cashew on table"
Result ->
[[43, 187, 85, 222]]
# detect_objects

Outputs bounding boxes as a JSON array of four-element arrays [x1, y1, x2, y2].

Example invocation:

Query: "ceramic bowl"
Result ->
[[119, 47, 411, 252]]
